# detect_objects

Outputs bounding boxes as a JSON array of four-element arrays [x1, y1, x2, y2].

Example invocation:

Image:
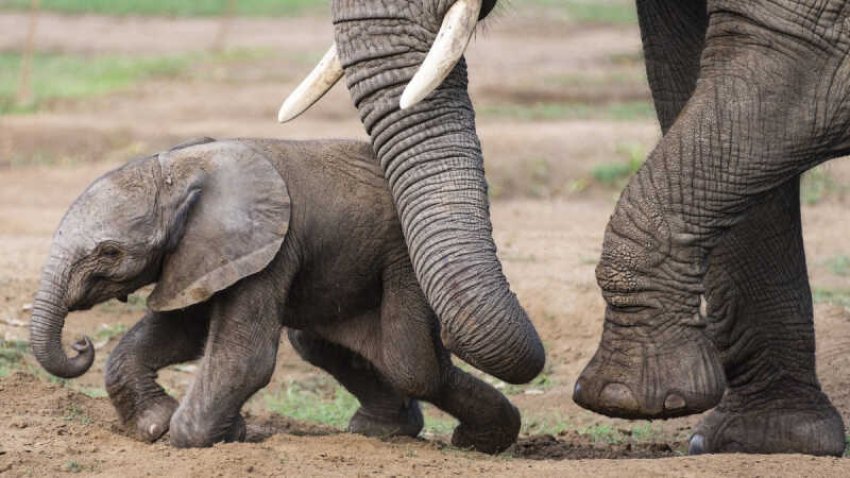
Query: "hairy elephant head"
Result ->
[[278, 0, 543, 384], [30, 139, 290, 379]]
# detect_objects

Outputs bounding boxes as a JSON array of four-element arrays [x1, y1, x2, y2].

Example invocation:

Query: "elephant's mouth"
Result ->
[[276, 0, 483, 123]]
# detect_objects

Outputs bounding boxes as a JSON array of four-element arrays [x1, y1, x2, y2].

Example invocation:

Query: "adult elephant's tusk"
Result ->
[[399, 0, 482, 110], [277, 44, 344, 123]]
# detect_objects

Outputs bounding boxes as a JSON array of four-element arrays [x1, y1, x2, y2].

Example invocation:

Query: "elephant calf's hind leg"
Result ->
[[428, 366, 521, 454], [288, 329, 423, 438]]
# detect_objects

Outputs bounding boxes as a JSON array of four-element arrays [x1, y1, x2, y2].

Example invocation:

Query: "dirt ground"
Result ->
[[1, 7, 850, 477]]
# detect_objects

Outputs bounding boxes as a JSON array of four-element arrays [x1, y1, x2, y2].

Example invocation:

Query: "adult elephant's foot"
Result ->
[[573, 323, 725, 418], [348, 400, 423, 438], [450, 403, 520, 455], [689, 381, 846, 456]]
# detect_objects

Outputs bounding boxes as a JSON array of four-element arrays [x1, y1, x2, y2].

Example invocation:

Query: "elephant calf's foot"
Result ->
[[131, 396, 179, 443], [573, 325, 725, 418], [451, 404, 520, 455], [106, 373, 178, 443], [348, 400, 424, 438], [169, 410, 247, 448], [689, 382, 846, 456]]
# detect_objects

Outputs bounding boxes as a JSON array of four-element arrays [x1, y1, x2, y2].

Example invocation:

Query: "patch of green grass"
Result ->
[[63, 461, 83, 474], [94, 323, 128, 343], [419, 403, 458, 437], [579, 423, 619, 443], [0, 0, 322, 17], [529, 0, 637, 25], [63, 403, 92, 425], [480, 101, 654, 122], [502, 372, 555, 396], [95, 293, 149, 314], [801, 166, 846, 205], [521, 412, 570, 436], [0, 339, 28, 377], [265, 378, 458, 437], [544, 71, 646, 88], [77, 386, 108, 398], [813, 288, 850, 308], [0, 52, 195, 115], [265, 381, 359, 430], [825, 255, 850, 277], [590, 142, 645, 188]]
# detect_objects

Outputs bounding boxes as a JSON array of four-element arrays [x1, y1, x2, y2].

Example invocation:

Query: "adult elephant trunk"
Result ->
[[30, 257, 94, 379], [331, 0, 543, 383]]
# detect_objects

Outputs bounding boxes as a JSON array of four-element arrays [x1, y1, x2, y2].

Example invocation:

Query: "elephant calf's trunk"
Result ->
[[30, 285, 94, 379]]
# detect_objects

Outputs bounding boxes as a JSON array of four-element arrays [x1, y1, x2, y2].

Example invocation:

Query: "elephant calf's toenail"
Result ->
[[599, 383, 638, 411], [688, 434, 706, 455], [664, 393, 686, 411]]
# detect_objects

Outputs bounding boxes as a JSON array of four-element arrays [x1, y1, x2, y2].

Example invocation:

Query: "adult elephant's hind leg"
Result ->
[[288, 329, 423, 438], [105, 307, 209, 442], [690, 179, 845, 456]]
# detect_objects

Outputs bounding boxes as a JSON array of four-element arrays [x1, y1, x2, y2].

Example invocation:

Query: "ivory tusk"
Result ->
[[399, 0, 482, 110], [277, 44, 344, 123]]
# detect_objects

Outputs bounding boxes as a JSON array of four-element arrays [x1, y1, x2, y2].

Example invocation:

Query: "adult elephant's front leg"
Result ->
[[169, 284, 283, 448], [575, 1, 850, 420]]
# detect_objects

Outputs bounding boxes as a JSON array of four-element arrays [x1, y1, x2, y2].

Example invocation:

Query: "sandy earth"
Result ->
[[1, 6, 850, 477]]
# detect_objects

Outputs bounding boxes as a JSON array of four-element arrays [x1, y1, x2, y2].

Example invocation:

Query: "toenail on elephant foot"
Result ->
[[573, 326, 725, 419], [688, 433, 706, 455], [132, 396, 178, 443], [348, 402, 424, 438], [689, 389, 846, 456]]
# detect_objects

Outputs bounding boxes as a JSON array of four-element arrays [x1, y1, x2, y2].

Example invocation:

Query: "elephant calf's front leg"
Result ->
[[105, 308, 209, 442], [169, 287, 283, 448]]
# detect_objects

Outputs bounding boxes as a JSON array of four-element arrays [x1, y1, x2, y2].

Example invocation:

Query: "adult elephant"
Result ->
[[281, 0, 847, 456]]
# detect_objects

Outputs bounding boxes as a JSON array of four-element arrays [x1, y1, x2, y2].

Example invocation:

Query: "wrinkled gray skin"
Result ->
[[330, 0, 544, 386], [30, 138, 520, 453], [330, 0, 847, 456]]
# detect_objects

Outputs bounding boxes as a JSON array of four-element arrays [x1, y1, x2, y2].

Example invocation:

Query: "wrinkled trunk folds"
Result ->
[[332, 0, 544, 383], [30, 261, 94, 379]]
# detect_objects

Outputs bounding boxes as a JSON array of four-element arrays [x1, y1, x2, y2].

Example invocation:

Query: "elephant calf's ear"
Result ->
[[147, 141, 290, 312]]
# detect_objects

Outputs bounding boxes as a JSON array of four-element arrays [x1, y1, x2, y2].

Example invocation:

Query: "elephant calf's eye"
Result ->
[[100, 245, 122, 259]]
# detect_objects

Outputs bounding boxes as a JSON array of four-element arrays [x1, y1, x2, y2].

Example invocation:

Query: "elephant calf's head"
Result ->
[[30, 139, 291, 379]]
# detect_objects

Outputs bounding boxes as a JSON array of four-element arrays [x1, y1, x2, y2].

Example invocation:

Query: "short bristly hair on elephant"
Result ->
[[30, 138, 523, 453], [277, 0, 848, 457]]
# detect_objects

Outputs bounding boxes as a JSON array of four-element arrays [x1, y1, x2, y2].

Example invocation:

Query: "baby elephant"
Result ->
[[29, 137, 521, 453]]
